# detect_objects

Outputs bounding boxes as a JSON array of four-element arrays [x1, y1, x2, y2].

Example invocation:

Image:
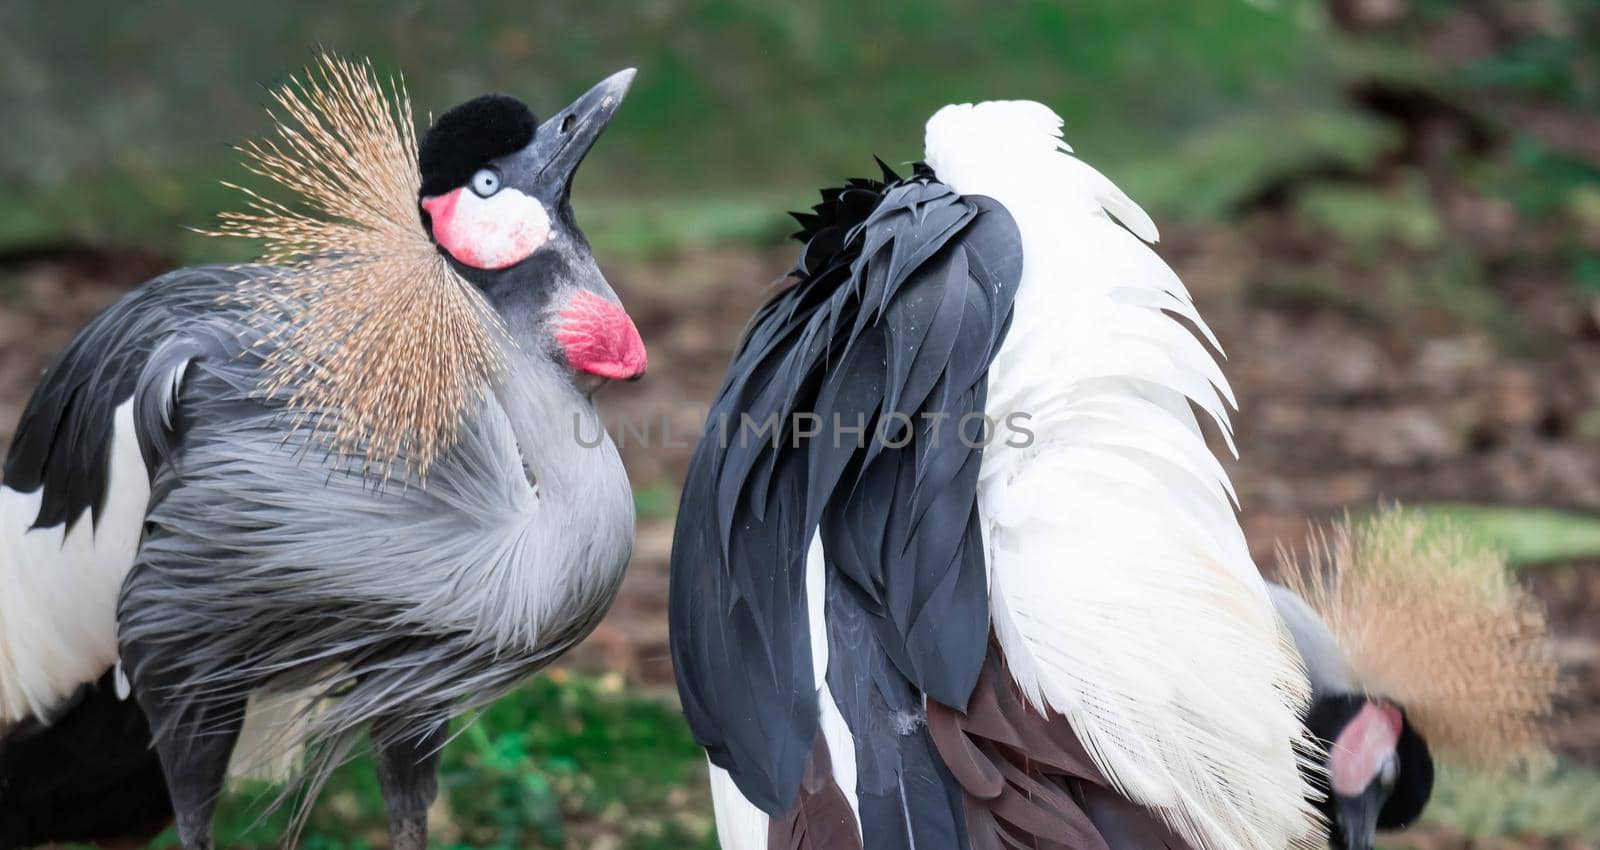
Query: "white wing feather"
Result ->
[[926, 100, 1319, 850], [0, 374, 310, 783], [0, 400, 150, 721], [708, 762, 770, 850]]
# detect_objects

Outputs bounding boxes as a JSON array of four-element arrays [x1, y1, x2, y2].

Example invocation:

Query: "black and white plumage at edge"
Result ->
[[0, 57, 645, 850], [670, 101, 1321, 850]]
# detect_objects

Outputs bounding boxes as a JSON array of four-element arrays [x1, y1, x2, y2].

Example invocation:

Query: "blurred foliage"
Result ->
[[5, 0, 1591, 305], [1122, 107, 1396, 222], [1421, 759, 1600, 839], [582, 196, 793, 258], [1393, 503, 1600, 567], [1296, 176, 1442, 253], [1454, 0, 1600, 110], [0, 0, 1340, 254], [164, 674, 716, 850], [1492, 139, 1600, 219], [632, 481, 681, 523]]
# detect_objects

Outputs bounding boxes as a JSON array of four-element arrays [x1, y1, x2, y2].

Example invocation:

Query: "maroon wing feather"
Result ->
[[767, 736, 865, 850], [928, 649, 1196, 850]]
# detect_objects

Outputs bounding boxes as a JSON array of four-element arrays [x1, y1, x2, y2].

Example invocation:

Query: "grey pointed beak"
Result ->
[[1334, 793, 1383, 850], [530, 68, 636, 199]]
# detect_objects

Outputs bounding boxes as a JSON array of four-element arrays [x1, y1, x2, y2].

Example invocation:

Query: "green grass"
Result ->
[[171, 674, 716, 850], [1422, 759, 1600, 839], [171, 671, 1600, 848], [1393, 503, 1600, 568]]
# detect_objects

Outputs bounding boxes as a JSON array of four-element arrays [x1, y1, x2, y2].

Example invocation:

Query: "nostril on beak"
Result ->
[[560, 114, 576, 134]]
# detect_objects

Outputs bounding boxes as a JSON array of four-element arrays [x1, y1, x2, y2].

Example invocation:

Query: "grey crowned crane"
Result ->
[[670, 100, 1321, 850], [1269, 508, 1558, 850], [0, 55, 644, 850]]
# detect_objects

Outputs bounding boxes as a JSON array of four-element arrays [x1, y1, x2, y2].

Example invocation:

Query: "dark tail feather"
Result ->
[[0, 671, 172, 850], [769, 736, 864, 850], [850, 720, 967, 850], [927, 650, 1195, 850]]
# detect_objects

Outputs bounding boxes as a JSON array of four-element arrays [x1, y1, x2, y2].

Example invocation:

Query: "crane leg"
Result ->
[[133, 687, 246, 850], [373, 714, 449, 850]]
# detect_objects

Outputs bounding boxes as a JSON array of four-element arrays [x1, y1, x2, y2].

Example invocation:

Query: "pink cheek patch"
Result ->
[[421, 187, 551, 270], [556, 291, 648, 381], [1330, 700, 1403, 796]]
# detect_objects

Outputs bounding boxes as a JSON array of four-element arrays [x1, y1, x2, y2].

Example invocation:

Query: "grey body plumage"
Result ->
[[74, 259, 633, 841], [119, 265, 634, 744]]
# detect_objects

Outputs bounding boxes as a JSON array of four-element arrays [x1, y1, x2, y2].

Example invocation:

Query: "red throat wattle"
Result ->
[[556, 291, 648, 380], [1330, 700, 1403, 796]]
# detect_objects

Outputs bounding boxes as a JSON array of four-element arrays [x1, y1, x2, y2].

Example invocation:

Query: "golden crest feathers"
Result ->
[[1277, 507, 1559, 768], [212, 52, 507, 477]]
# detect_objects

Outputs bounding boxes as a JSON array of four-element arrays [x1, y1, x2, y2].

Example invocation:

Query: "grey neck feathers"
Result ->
[[494, 347, 614, 499], [1267, 583, 1357, 698], [479, 346, 635, 653]]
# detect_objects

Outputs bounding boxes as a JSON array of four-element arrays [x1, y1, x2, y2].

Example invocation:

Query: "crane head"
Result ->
[[1305, 694, 1435, 850], [418, 69, 646, 388]]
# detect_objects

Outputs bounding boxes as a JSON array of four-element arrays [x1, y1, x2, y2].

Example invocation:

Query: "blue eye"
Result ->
[[470, 167, 501, 198]]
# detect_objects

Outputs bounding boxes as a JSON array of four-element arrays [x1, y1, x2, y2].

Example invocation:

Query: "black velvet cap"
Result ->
[[418, 94, 537, 197]]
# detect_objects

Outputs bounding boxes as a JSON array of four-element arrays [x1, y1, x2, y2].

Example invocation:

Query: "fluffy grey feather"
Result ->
[[1267, 583, 1355, 697]]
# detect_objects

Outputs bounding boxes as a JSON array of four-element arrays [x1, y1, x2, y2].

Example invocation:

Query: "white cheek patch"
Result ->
[[430, 187, 552, 270]]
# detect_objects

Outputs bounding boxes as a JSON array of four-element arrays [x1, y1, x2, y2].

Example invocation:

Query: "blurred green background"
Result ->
[[2, 0, 1598, 848], [0, 0, 1480, 255]]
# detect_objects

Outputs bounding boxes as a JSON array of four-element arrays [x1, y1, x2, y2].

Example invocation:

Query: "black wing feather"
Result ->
[[669, 161, 1023, 839], [1, 267, 237, 531], [825, 569, 969, 850]]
